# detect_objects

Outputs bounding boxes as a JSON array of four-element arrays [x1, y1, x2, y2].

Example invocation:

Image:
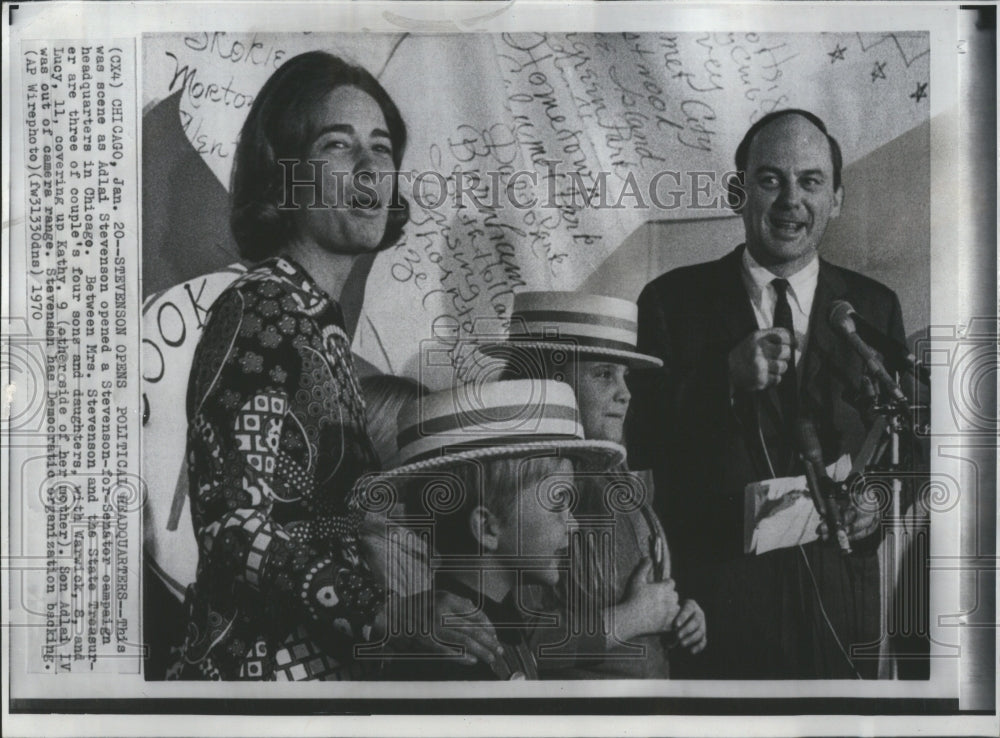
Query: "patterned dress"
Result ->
[[168, 257, 384, 680]]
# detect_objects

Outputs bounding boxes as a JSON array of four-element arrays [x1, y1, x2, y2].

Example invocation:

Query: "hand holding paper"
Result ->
[[745, 454, 853, 555], [817, 491, 884, 544]]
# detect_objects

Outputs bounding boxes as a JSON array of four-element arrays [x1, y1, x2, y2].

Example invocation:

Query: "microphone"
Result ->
[[795, 418, 852, 556], [832, 300, 930, 384], [828, 301, 908, 404]]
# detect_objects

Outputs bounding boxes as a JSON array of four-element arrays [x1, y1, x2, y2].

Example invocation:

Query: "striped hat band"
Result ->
[[393, 380, 584, 468], [509, 312, 638, 353], [506, 293, 639, 353], [476, 291, 662, 370]]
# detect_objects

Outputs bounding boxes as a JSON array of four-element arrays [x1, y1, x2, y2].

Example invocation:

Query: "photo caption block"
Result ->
[[17, 39, 142, 675]]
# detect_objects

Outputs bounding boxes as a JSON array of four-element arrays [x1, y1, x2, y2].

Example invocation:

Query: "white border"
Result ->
[[2, 1, 993, 736]]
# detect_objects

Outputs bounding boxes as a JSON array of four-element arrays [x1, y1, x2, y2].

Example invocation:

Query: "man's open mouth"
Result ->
[[769, 216, 806, 236]]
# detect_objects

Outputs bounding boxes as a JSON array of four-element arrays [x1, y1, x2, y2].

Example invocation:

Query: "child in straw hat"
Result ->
[[478, 291, 706, 678], [355, 378, 625, 680]]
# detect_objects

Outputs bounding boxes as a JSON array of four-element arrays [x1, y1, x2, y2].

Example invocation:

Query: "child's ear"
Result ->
[[469, 505, 502, 553]]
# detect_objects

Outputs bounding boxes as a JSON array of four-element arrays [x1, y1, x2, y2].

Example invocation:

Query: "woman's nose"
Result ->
[[354, 149, 375, 175], [353, 148, 376, 174], [352, 157, 381, 204]]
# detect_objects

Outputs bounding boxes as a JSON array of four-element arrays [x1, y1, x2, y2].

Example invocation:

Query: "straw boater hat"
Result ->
[[358, 379, 625, 482], [477, 291, 663, 370]]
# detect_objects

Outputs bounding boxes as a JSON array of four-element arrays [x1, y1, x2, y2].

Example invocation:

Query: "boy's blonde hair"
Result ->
[[403, 454, 570, 556], [361, 374, 424, 466]]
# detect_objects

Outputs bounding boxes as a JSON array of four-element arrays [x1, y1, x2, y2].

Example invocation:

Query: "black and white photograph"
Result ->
[[2, 2, 996, 736]]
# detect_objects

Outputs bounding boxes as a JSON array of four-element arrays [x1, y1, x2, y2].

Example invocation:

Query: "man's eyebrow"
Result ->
[[753, 165, 826, 177]]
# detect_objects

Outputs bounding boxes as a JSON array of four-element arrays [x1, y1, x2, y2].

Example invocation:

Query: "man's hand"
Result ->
[[728, 327, 795, 392], [613, 558, 681, 641], [817, 490, 884, 543], [671, 599, 707, 654]]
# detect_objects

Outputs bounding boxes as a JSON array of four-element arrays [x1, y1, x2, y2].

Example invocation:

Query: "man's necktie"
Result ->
[[772, 278, 798, 471]]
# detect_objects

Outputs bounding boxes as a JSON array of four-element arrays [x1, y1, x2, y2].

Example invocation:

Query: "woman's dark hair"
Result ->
[[230, 51, 409, 261]]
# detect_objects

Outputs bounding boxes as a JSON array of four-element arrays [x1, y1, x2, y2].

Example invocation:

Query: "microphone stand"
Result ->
[[847, 370, 928, 680], [886, 377, 903, 681]]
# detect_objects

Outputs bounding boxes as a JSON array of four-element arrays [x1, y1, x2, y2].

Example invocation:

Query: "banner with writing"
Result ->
[[143, 33, 404, 187], [357, 31, 929, 383], [142, 31, 929, 384]]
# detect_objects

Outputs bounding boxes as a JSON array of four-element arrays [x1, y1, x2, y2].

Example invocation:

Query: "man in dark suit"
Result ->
[[629, 110, 907, 678]]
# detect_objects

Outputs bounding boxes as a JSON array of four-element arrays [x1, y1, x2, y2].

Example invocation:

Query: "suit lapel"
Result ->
[[801, 260, 849, 415], [713, 246, 773, 478], [712, 246, 758, 350]]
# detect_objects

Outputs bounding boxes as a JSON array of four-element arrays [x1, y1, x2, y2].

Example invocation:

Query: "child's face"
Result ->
[[496, 457, 575, 586], [571, 361, 631, 443]]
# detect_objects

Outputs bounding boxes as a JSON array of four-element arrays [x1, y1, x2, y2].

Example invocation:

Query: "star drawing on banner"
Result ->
[[870, 61, 887, 82], [828, 43, 847, 63], [910, 82, 928, 103]]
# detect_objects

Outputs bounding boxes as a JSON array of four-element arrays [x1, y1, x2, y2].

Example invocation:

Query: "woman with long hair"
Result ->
[[171, 52, 414, 680]]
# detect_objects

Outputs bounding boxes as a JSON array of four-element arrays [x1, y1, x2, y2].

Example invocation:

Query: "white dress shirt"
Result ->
[[740, 247, 820, 373]]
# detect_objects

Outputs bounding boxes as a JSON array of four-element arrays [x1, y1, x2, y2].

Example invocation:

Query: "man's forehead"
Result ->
[[747, 114, 834, 170]]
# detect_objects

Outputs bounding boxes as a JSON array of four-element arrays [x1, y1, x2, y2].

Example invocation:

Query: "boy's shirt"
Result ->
[[383, 575, 538, 680], [527, 470, 673, 679]]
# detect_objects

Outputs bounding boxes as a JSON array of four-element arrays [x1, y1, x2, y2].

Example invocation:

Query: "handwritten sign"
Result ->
[[356, 32, 929, 383], [143, 33, 404, 187], [140, 265, 244, 597], [142, 31, 929, 385]]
